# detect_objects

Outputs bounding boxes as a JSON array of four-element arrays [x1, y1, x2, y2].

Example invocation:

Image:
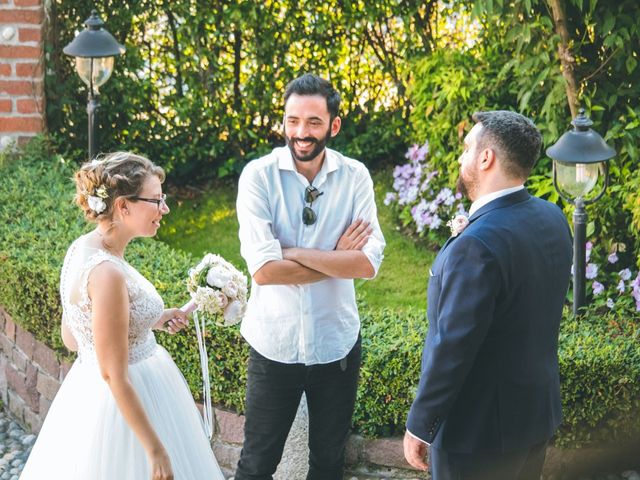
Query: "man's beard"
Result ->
[[456, 171, 477, 201], [456, 176, 470, 199], [285, 126, 332, 162]]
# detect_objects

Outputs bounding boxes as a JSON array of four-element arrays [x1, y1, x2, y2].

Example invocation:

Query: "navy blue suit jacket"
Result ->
[[406, 189, 572, 453]]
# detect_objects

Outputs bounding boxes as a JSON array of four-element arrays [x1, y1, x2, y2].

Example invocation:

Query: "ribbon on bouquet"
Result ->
[[181, 299, 213, 440]]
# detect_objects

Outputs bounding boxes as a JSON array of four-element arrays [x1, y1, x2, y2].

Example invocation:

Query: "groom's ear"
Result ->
[[479, 148, 496, 170]]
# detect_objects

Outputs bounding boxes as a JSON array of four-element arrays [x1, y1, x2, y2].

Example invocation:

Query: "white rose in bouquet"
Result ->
[[223, 300, 245, 326], [206, 265, 234, 289], [222, 281, 238, 298]]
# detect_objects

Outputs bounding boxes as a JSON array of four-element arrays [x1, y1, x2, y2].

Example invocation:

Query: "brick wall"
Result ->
[[0, 307, 71, 433], [0, 0, 46, 150]]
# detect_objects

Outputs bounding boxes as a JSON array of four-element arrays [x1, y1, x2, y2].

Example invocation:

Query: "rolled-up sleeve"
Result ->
[[352, 167, 385, 277], [237, 163, 283, 276]]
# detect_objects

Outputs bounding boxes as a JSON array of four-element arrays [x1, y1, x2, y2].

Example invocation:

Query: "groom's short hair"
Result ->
[[472, 110, 542, 179], [284, 73, 341, 120]]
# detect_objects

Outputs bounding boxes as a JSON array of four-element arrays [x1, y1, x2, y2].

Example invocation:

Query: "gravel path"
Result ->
[[0, 410, 35, 480]]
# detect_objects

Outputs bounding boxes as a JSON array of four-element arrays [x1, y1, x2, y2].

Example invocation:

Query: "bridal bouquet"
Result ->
[[181, 253, 248, 439], [184, 253, 248, 326]]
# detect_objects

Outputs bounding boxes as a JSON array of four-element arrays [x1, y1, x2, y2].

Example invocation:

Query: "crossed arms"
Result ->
[[253, 219, 374, 285]]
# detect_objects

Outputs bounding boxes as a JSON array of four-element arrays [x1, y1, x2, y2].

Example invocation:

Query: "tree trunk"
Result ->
[[548, 0, 579, 118]]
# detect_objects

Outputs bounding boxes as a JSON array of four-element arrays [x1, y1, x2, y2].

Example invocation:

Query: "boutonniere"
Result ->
[[447, 214, 469, 237]]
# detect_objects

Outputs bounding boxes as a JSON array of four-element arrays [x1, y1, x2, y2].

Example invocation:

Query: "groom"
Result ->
[[404, 111, 572, 479], [235, 73, 385, 479]]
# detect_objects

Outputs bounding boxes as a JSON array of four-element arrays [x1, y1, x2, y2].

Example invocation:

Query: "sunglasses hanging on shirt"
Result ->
[[302, 186, 324, 226]]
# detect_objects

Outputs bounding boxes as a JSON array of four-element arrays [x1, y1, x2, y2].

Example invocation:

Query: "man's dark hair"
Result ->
[[284, 73, 341, 119], [472, 110, 542, 179]]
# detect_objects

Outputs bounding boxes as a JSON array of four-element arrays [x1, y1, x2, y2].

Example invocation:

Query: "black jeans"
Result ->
[[430, 439, 549, 480], [234, 337, 362, 480]]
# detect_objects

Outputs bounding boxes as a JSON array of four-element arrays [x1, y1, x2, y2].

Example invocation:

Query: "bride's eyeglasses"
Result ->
[[302, 186, 323, 226], [129, 193, 167, 211]]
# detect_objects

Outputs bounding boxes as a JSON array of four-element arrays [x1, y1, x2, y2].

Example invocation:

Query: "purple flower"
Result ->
[[616, 280, 625, 293], [411, 199, 431, 233], [607, 252, 619, 264], [405, 141, 429, 163], [591, 281, 604, 296], [429, 216, 443, 230], [585, 241, 593, 261], [619, 268, 632, 281], [383, 192, 397, 206], [585, 263, 598, 280], [631, 276, 640, 312], [606, 298, 615, 309], [436, 187, 455, 206], [632, 285, 640, 303]]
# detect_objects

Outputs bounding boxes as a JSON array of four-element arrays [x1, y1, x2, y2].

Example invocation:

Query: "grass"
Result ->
[[158, 166, 435, 311]]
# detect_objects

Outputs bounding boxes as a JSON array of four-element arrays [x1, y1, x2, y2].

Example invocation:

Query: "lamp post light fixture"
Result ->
[[547, 108, 616, 315], [63, 10, 125, 160]]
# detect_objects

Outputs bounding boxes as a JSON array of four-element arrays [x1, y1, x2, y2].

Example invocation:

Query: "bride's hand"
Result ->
[[148, 446, 174, 480], [154, 308, 189, 334]]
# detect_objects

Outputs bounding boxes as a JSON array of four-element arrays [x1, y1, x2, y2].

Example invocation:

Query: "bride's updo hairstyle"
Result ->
[[74, 152, 165, 222]]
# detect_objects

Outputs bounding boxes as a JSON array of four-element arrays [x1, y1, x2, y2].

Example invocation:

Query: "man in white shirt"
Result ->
[[235, 73, 385, 480]]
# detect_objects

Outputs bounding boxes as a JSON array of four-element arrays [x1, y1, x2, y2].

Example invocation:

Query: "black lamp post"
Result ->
[[63, 11, 124, 160], [547, 108, 616, 315]]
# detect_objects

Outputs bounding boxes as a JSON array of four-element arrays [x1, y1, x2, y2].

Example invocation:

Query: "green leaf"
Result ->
[[626, 55, 638, 74], [601, 12, 616, 34], [519, 90, 533, 111]]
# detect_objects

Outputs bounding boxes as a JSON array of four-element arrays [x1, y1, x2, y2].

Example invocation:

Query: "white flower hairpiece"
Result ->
[[447, 214, 469, 237], [86, 185, 109, 214], [87, 195, 107, 214]]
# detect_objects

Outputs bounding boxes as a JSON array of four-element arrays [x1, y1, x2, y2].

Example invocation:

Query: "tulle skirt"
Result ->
[[20, 345, 225, 480]]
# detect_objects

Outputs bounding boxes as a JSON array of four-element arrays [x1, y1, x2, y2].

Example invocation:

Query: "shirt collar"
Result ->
[[469, 185, 525, 217], [277, 146, 341, 185]]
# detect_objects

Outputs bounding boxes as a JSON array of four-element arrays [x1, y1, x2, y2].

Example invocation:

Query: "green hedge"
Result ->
[[1, 139, 639, 447]]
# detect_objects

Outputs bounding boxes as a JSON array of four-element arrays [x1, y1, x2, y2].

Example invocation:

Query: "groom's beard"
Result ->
[[285, 126, 332, 162], [456, 170, 478, 201], [456, 176, 470, 199]]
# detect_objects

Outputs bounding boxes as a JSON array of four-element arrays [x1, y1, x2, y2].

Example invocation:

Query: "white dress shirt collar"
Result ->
[[277, 147, 341, 187], [469, 185, 524, 218]]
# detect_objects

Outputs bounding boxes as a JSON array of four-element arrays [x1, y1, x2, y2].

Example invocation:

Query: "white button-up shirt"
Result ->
[[237, 146, 385, 365]]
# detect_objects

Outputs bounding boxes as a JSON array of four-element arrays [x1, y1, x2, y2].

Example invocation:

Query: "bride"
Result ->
[[20, 152, 225, 479]]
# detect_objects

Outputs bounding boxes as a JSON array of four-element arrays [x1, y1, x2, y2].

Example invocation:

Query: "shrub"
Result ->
[[557, 307, 640, 447], [1, 139, 639, 446]]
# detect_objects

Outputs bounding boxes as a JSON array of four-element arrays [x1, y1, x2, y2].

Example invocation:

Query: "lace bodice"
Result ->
[[60, 238, 164, 364]]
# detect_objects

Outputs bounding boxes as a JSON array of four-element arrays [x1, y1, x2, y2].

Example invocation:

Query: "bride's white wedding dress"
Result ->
[[20, 237, 225, 479]]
